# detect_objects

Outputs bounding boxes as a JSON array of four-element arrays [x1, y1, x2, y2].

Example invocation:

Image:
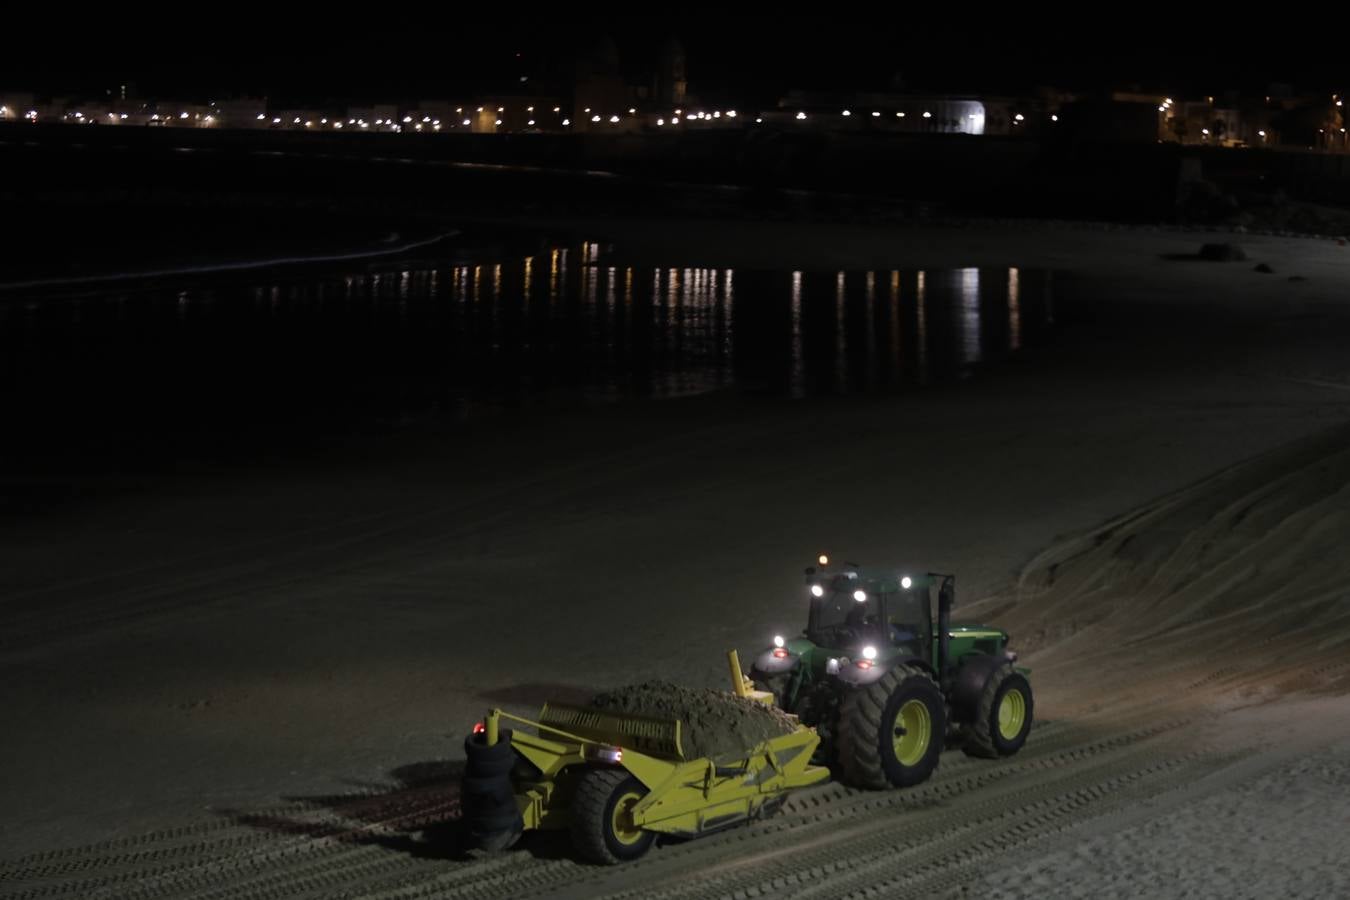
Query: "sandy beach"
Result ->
[[3, 218, 1350, 898]]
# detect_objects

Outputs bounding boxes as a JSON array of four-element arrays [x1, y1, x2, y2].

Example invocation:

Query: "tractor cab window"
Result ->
[[808, 587, 885, 644], [887, 583, 933, 650]]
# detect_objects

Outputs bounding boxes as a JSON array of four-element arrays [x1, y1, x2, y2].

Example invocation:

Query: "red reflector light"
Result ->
[[856, 659, 872, 669], [772, 648, 789, 658], [473, 721, 485, 735]]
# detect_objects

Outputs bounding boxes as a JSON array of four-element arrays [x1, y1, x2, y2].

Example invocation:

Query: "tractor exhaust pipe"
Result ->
[[935, 575, 955, 690]]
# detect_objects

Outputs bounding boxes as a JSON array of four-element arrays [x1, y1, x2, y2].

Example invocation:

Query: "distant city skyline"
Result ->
[[2, 14, 1342, 106]]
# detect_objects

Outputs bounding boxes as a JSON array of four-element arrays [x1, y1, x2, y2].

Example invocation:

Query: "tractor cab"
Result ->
[[804, 564, 934, 666]]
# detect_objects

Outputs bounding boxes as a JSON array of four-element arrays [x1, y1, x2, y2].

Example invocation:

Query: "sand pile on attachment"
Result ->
[[590, 680, 798, 762]]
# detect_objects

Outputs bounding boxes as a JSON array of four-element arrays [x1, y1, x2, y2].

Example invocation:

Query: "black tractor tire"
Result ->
[[963, 663, 1034, 759], [838, 664, 946, 790], [569, 768, 655, 865], [464, 731, 516, 777], [461, 730, 523, 850]]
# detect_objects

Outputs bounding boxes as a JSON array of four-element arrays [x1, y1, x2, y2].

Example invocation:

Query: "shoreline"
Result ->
[[0, 230, 459, 294]]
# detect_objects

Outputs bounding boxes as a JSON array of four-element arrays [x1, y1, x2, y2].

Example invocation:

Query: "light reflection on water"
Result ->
[[0, 242, 1053, 447]]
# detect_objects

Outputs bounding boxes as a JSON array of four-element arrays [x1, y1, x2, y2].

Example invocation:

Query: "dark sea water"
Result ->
[[0, 238, 1053, 467]]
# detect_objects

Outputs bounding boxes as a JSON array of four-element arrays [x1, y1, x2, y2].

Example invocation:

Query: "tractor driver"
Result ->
[[843, 597, 917, 646]]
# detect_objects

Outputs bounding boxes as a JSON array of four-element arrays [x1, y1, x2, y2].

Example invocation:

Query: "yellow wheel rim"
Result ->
[[998, 688, 1027, 741], [609, 790, 645, 846], [891, 699, 932, 766]]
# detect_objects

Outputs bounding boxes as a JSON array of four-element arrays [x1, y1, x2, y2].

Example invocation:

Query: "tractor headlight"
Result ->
[[818, 554, 829, 566], [826, 658, 840, 675], [853, 590, 867, 602], [863, 645, 877, 660], [810, 584, 824, 597], [773, 635, 785, 648], [901, 576, 912, 589]]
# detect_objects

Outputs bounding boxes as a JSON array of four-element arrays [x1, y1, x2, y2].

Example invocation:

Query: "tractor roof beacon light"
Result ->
[[818, 554, 829, 566]]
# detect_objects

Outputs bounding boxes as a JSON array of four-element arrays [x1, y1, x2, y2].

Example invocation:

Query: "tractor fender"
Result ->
[[948, 653, 1006, 724], [752, 647, 800, 675], [835, 655, 933, 688]]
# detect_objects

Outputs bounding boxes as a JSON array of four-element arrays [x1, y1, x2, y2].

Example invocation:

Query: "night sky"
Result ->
[[2, 12, 1340, 105]]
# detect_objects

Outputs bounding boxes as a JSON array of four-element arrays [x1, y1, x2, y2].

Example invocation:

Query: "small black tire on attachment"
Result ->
[[963, 664, 1034, 759], [462, 730, 523, 851], [464, 731, 516, 777], [570, 768, 655, 865]]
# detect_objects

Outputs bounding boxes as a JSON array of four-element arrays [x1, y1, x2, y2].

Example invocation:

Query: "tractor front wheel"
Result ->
[[963, 663, 1034, 758], [570, 768, 655, 865], [838, 664, 946, 789]]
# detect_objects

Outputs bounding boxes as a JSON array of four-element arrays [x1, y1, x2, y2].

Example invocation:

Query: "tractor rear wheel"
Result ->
[[838, 664, 946, 789], [570, 768, 655, 865], [963, 663, 1034, 759]]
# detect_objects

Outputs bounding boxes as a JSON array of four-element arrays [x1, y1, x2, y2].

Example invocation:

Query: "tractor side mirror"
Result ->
[[804, 566, 816, 575]]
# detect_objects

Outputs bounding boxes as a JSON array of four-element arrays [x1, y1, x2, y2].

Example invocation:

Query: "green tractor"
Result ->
[[749, 555, 1032, 789]]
